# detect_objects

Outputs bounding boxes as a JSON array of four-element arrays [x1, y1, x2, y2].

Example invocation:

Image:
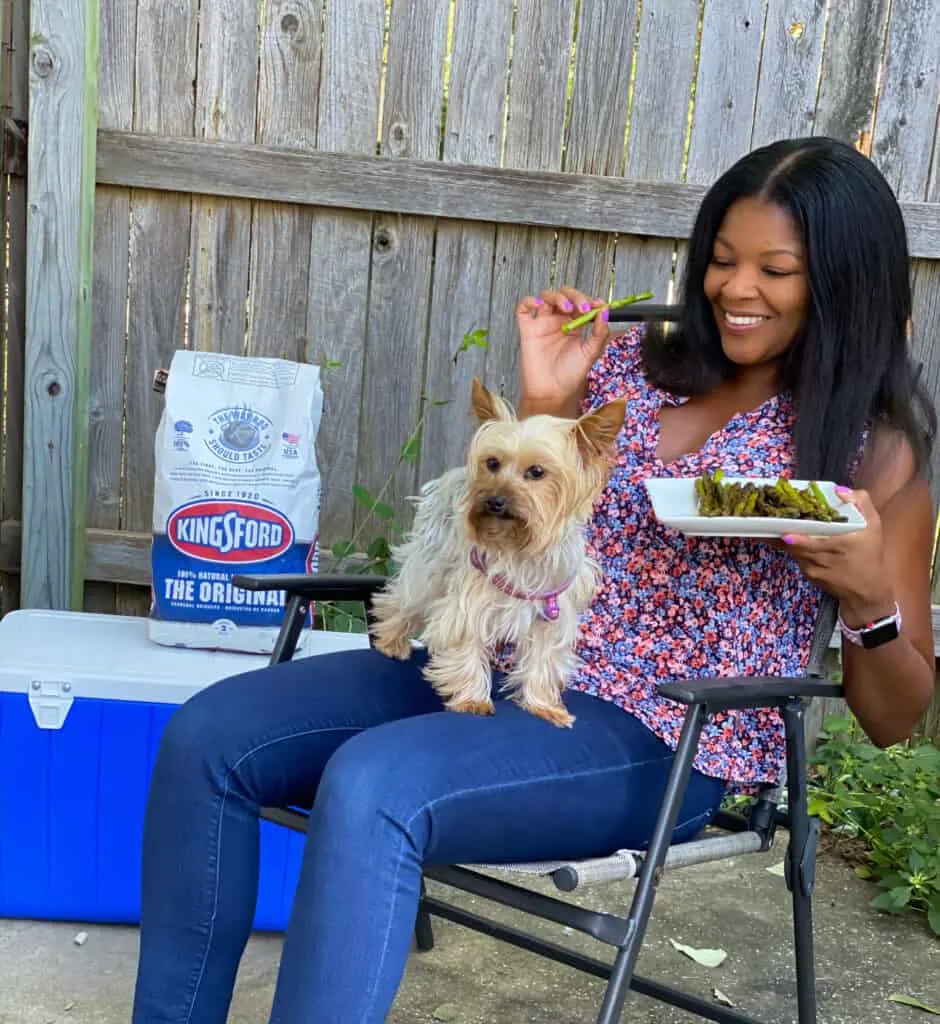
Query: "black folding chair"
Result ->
[[239, 570, 838, 1024], [231, 303, 843, 1024]]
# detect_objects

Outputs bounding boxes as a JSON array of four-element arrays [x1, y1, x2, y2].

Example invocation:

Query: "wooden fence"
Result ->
[[0, 0, 938, 686]]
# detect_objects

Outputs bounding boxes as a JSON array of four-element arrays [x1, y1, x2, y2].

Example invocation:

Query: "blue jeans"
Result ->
[[131, 648, 726, 1023]]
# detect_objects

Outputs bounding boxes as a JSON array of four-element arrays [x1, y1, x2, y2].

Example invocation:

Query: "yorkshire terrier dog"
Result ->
[[370, 378, 626, 727]]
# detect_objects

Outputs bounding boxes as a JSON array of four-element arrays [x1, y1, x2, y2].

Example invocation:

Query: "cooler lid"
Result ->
[[0, 609, 370, 707]]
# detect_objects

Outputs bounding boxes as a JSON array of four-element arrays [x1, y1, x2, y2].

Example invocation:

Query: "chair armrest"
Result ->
[[232, 573, 386, 602], [241, 573, 386, 664], [607, 302, 682, 323], [656, 676, 844, 712]]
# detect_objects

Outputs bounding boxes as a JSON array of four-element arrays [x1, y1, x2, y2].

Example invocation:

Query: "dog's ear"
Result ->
[[471, 377, 514, 423], [574, 398, 626, 462]]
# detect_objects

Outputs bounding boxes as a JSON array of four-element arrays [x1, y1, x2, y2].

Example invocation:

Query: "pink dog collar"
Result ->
[[469, 547, 574, 622]]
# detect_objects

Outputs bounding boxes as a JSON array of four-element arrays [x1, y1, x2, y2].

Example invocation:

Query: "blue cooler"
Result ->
[[0, 608, 369, 930]]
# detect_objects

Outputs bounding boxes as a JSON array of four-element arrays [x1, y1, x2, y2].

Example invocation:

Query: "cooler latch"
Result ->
[[28, 679, 75, 730]]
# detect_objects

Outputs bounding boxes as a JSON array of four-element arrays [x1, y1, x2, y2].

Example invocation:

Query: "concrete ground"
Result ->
[[1, 838, 937, 1024]]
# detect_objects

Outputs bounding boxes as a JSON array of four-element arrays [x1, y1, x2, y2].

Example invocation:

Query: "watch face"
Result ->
[[860, 620, 900, 650]]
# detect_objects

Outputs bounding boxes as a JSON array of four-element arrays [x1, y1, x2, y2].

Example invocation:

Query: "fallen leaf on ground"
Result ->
[[765, 861, 786, 877], [888, 994, 940, 1015], [713, 988, 735, 1006], [669, 939, 727, 967]]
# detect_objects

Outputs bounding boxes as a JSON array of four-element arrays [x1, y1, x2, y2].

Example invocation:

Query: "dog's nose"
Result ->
[[484, 495, 508, 515]]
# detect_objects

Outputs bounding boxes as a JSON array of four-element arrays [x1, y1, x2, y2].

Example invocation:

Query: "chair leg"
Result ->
[[415, 878, 435, 952], [595, 704, 708, 1024], [783, 699, 819, 1024], [267, 593, 311, 665]]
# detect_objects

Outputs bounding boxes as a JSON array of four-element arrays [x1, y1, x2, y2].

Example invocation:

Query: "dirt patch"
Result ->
[[818, 826, 871, 870]]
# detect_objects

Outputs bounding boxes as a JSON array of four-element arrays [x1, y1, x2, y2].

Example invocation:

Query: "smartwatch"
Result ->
[[838, 603, 902, 650]]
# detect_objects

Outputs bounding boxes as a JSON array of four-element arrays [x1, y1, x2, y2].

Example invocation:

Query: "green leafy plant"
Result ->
[[314, 327, 486, 633], [808, 713, 940, 937], [452, 325, 489, 363]]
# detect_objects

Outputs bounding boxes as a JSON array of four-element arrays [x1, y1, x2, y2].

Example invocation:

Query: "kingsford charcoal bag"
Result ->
[[149, 351, 323, 653]]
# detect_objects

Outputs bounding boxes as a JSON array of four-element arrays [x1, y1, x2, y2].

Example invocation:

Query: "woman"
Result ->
[[132, 137, 936, 1023]]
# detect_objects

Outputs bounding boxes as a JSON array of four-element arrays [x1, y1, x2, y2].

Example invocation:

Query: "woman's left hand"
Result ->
[[781, 487, 897, 624], [783, 453, 935, 748]]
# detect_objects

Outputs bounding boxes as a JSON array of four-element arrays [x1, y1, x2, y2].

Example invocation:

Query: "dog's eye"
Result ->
[[485, 457, 501, 473], [524, 465, 545, 480]]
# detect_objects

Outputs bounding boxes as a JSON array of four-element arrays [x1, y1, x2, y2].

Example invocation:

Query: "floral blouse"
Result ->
[[569, 324, 822, 790]]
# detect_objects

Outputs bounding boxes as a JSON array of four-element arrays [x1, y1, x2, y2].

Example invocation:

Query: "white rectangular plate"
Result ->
[[644, 477, 867, 538]]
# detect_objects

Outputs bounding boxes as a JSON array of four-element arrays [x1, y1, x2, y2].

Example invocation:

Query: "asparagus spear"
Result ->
[[560, 291, 655, 334], [693, 473, 848, 522]]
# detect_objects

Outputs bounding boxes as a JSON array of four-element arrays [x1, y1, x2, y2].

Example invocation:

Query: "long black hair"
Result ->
[[642, 136, 936, 483]]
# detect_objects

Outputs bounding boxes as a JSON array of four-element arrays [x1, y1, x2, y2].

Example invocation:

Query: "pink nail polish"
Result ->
[[533, 298, 544, 306], [835, 486, 852, 497], [782, 535, 795, 545], [601, 308, 610, 323], [580, 302, 592, 313]]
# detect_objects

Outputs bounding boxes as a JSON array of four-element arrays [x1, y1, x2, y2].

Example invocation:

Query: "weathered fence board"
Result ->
[[0, 0, 27, 617], [484, 0, 578, 403], [812, 0, 891, 144], [686, 0, 765, 187], [871, 0, 940, 204], [93, 133, 940, 261], [354, 0, 451, 521], [419, 0, 514, 484], [21, 0, 99, 609], [613, 0, 700, 306], [750, 0, 827, 149], [304, 0, 384, 546], [119, 0, 200, 616], [245, 0, 321, 364], [0, 0, 8, 614], [188, 0, 258, 355], [85, 0, 136, 616], [553, 0, 637, 300], [677, 0, 766, 283]]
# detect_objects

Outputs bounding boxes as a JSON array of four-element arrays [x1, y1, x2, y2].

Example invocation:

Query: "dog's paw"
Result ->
[[371, 628, 413, 661], [447, 698, 496, 717], [524, 703, 576, 729]]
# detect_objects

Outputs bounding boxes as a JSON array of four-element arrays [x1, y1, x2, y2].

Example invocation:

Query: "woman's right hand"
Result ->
[[516, 285, 610, 418]]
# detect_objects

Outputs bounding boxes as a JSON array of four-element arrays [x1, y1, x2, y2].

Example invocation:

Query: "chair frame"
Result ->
[[234, 571, 838, 1024], [230, 303, 842, 1024]]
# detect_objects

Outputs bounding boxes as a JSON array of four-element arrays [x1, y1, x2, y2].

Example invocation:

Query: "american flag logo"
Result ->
[[281, 431, 301, 444]]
